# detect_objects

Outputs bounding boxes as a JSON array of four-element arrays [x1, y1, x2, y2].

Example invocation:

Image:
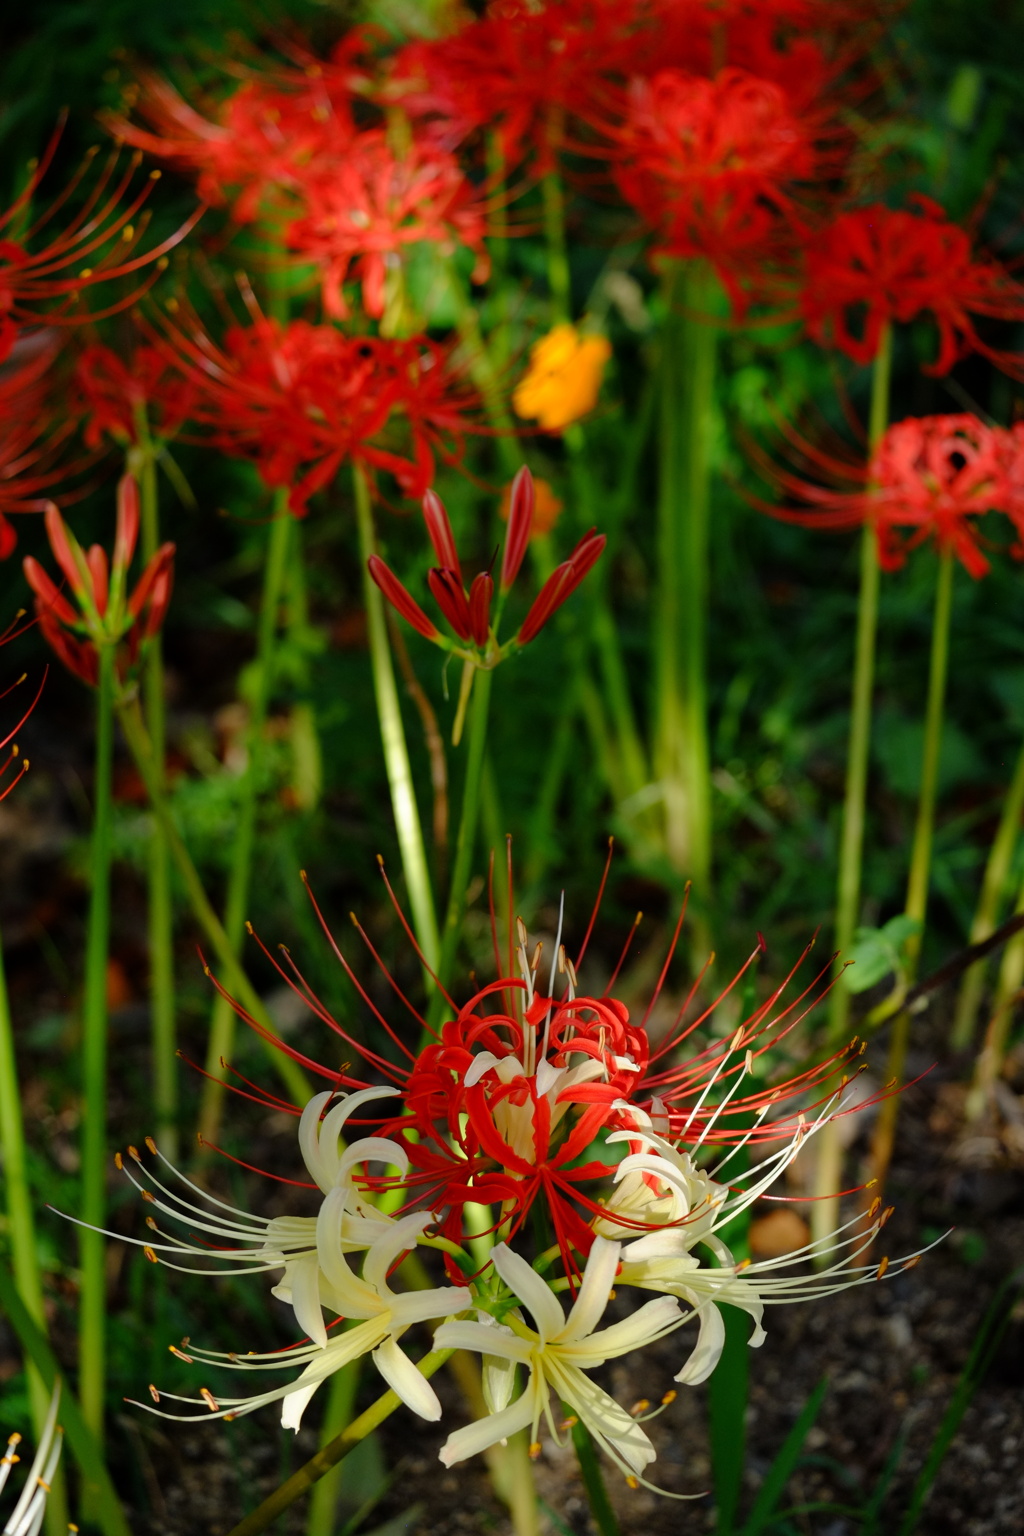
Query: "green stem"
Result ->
[[353, 466, 440, 977], [305, 1360, 362, 1536], [0, 934, 70, 1535], [813, 325, 892, 1259], [430, 665, 494, 1022], [541, 157, 570, 322], [571, 1421, 620, 1536], [135, 424, 177, 1161], [116, 697, 309, 1106], [654, 261, 716, 900], [224, 1350, 455, 1536], [199, 499, 292, 1146], [871, 546, 956, 1187], [967, 876, 1024, 1120], [827, 322, 892, 1045], [79, 642, 116, 1444], [951, 732, 1024, 1049]]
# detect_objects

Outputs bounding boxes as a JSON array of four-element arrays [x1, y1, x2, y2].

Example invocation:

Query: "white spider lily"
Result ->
[[132, 1212, 471, 1431], [74, 1088, 405, 1350], [604, 1107, 941, 1384], [435, 1238, 690, 1493], [1, 1384, 67, 1536]]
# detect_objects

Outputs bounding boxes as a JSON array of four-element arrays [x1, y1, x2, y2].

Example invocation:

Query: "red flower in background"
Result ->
[[802, 200, 1024, 375], [286, 129, 489, 320], [387, 0, 644, 169], [150, 302, 476, 513], [0, 332, 94, 558], [0, 125, 201, 363], [612, 66, 819, 306], [754, 412, 1013, 578], [23, 478, 175, 687], [72, 342, 196, 449], [102, 40, 368, 223]]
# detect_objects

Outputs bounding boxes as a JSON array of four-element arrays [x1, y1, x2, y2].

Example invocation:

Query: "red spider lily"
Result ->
[[752, 412, 1014, 578], [0, 122, 202, 364], [611, 67, 820, 307], [72, 341, 197, 449], [801, 199, 1024, 376], [368, 468, 605, 660], [23, 478, 175, 687], [0, 331, 94, 556], [386, 0, 646, 170], [199, 848, 871, 1284], [148, 299, 477, 513], [102, 46, 365, 224], [285, 128, 489, 321]]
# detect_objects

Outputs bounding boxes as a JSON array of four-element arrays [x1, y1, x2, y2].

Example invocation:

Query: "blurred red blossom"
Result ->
[[23, 477, 175, 687], [0, 124, 201, 363], [801, 200, 1024, 375], [285, 129, 489, 320], [753, 412, 1014, 577], [0, 332, 93, 558], [151, 302, 477, 513], [72, 341, 197, 449], [102, 39, 369, 223]]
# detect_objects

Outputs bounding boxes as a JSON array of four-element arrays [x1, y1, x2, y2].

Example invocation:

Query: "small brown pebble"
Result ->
[[749, 1208, 810, 1258]]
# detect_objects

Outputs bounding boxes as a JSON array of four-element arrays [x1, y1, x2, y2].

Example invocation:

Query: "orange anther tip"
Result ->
[[661, 1390, 677, 1405], [145, 1136, 157, 1153], [144, 1246, 158, 1263], [630, 1400, 650, 1416], [528, 1442, 542, 1460], [142, 1189, 155, 1202], [128, 1145, 141, 1162], [148, 1385, 160, 1402], [626, 1476, 639, 1489], [876, 1256, 890, 1279], [114, 1152, 123, 1170]]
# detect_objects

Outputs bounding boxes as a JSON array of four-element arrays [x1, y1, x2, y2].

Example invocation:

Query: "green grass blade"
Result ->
[[738, 1377, 828, 1536], [708, 1303, 751, 1535]]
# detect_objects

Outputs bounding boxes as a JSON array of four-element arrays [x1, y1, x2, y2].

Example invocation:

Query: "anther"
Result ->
[[143, 1247, 158, 1263], [559, 1416, 578, 1430], [148, 1386, 160, 1403], [245, 921, 253, 934], [200, 1388, 219, 1412], [903, 1255, 921, 1271], [557, 945, 566, 974], [630, 1399, 650, 1416], [128, 1145, 142, 1162], [142, 1189, 155, 1202], [626, 1476, 639, 1489], [867, 1197, 882, 1220], [114, 1152, 123, 1170], [145, 1136, 157, 1154], [528, 1441, 542, 1460], [875, 1256, 890, 1279], [661, 1390, 677, 1406], [530, 942, 542, 973], [879, 1205, 895, 1229], [146, 1217, 157, 1230], [170, 1346, 193, 1363]]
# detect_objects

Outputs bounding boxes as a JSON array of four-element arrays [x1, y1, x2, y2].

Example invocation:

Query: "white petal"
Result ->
[[547, 1359, 657, 1475], [287, 1254, 328, 1349], [298, 1092, 336, 1191], [438, 1392, 536, 1467], [491, 1244, 563, 1342], [337, 1136, 409, 1187], [316, 1192, 381, 1316], [390, 1286, 472, 1327], [463, 1051, 502, 1088], [675, 1300, 725, 1385], [534, 1058, 565, 1097], [561, 1237, 620, 1342], [362, 1211, 433, 1296], [281, 1378, 320, 1432], [434, 1320, 534, 1364], [483, 1350, 518, 1414], [564, 1296, 682, 1364], [373, 1337, 443, 1420]]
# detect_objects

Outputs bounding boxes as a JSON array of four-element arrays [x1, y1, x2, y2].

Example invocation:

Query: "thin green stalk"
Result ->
[[199, 500, 292, 1146], [305, 1360, 361, 1536], [966, 876, 1024, 1121], [117, 697, 309, 1106], [0, 935, 70, 1536], [133, 421, 177, 1161], [951, 732, 1024, 1049], [871, 547, 956, 1187], [0, 1268, 131, 1536], [709, 1306, 751, 1535], [79, 642, 116, 1445], [430, 665, 494, 1023], [571, 1421, 620, 1536], [813, 325, 892, 1259], [654, 260, 716, 900], [224, 1350, 455, 1536], [353, 466, 440, 976]]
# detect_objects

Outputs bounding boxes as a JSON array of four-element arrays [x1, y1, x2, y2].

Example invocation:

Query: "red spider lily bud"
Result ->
[[113, 474, 140, 576], [367, 555, 440, 642], [22, 557, 78, 626], [86, 546, 109, 615], [422, 488, 462, 581], [467, 572, 493, 647], [500, 466, 534, 590], [43, 501, 90, 600], [427, 567, 474, 641], [35, 604, 97, 687], [128, 542, 176, 625], [517, 530, 606, 645]]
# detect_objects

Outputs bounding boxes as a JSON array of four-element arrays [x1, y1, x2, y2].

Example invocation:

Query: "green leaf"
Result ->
[[738, 1378, 828, 1536], [846, 916, 922, 994]]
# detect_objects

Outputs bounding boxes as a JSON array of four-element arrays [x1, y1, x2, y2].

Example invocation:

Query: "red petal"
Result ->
[[500, 466, 534, 590], [467, 571, 493, 646], [422, 488, 462, 581], [367, 555, 440, 641], [427, 567, 473, 641]]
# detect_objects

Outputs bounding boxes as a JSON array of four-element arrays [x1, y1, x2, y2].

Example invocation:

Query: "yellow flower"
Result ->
[[512, 324, 612, 432]]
